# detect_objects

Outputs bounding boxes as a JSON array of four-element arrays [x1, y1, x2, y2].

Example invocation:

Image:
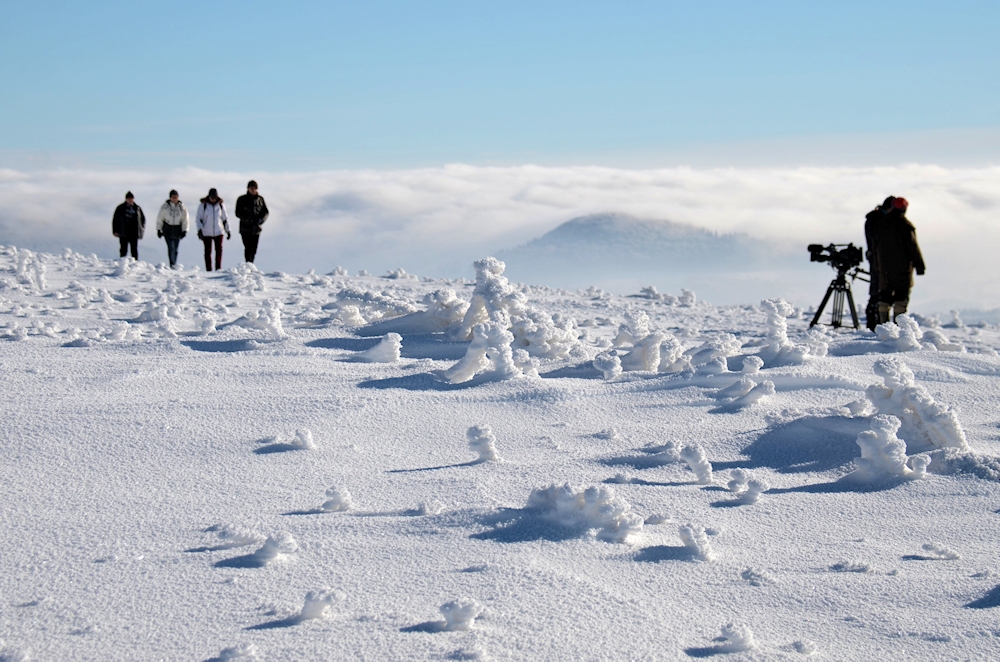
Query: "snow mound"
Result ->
[[793, 639, 818, 655], [876, 314, 964, 352], [324, 288, 418, 324], [467, 424, 498, 462], [249, 532, 298, 565], [917, 543, 961, 560], [526, 484, 644, 543], [209, 523, 265, 548], [866, 358, 968, 452], [593, 351, 623, 381], [443, 321, 523, 384], [383, 268, 418, 280], [453, 257, 581, 360], [726, 469, 769, 504], [715, 623, 757, 653], [851, 415, 930, 481], [231, 300, 286, 340], [297, 588, 344, 621], [360, 289, 469, 335], [925, 448, 1000, 482], [680, 444, 713, 484], [321, 486, 353, 512], [226, 263, 267, 295], [0, 643, 31, 662], [216, 643, 261, 661], [440, 599, 484, 631], [758, 298, 822, 366], [354, 333, 402, 362], [678, 524, 716, 561]]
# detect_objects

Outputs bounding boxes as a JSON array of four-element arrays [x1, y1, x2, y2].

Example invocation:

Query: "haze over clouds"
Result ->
[[2, 164, 997, 312]]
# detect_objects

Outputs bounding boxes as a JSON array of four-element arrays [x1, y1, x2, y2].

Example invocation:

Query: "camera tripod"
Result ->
[[809, 267, 864, 329]]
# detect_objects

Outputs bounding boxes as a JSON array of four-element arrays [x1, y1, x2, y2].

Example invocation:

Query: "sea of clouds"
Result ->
[[1, 164, 997, 312]]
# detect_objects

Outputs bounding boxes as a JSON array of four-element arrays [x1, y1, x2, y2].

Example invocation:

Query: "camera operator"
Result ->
[[863, 196, 896, 330], [873, 197, 925, 324]]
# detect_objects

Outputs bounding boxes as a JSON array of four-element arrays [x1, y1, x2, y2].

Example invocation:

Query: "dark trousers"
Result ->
[[119, 236, 138, 259], [165, 236, 181, 267], [241, 233, 260, 263], [202, 235, 224, 271]]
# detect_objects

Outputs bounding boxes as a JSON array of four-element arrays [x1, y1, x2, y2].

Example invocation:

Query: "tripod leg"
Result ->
[[810, 282, 837, 328], [846, 286, 859, 329]]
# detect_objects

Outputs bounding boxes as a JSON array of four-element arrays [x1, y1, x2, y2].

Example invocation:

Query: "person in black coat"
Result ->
[[874, 197, 926, 324], [863, 196, 895, 331], [112, 191, 146, 260], [234, 180, 269, 264]]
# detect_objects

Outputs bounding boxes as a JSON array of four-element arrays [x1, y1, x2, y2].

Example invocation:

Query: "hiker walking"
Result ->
[[155, 189, 189, 269], [235, 180, 269, 264], [112, 191, 146, 260], [196, 188, 230, 272]]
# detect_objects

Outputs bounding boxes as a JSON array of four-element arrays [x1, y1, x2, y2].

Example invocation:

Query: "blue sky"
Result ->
[[2, 1, 998, 169]]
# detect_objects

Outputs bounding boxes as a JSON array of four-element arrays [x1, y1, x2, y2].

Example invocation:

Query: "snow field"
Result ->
[[3, 246, 1000, 659]]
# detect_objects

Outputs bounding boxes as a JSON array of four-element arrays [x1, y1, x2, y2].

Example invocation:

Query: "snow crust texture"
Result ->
[[4, 246, 1000, 660]]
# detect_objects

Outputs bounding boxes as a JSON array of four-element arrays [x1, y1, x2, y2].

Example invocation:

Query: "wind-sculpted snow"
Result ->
[[320, 486, 353, 512], [679, 444, 713, 484], [354, 333, 402, 363], [678, 524, 716, 562], [758, 298, 825, 366], [230, 299, 287, 340], [6, 244, 1000, 659], [358, 289, 469, 336], [851, 415, 930, 481], [439, 599, 484, 631], [866, 357, 968, 452], [526, 484, 644, 543], [324, 287, 418, 324], [467, 424, 498, 462], [876, 314, 965, 353], [452, 257, 581, 359]]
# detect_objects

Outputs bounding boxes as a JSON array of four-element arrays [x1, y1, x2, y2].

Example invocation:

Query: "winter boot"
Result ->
[[892, 301, 908, 322], [877, 302, 891, 325]]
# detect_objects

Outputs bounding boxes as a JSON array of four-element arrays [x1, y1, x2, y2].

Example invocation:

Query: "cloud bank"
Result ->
[[1, 164, 997, 311]]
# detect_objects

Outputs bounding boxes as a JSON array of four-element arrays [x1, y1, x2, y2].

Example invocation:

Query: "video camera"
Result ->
[[808, 243, 863, 273]]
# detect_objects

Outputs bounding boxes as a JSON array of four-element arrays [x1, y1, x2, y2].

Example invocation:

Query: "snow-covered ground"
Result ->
[[3, 246, 1000, 661]]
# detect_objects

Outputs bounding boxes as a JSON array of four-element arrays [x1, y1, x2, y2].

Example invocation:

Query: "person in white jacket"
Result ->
[[195, 188, 230, 271], [155, 189, 189, 269]]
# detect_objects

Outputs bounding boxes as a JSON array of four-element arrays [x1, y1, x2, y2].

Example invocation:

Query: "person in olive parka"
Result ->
[[235, 180, 269, 264], [112, 191, 146, 260], [874, 196, 926, 324]]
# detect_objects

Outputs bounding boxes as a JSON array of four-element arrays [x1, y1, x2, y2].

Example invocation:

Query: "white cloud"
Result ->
[[1, 164, 997, 312]]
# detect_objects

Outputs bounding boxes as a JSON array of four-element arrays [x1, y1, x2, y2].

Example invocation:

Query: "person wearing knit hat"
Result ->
[[195, 188, 230, 271], [112, 191, 146, 260], [155, 190, 189, 269], [235, 180, 269, 264], [873, 195, 925, 324]]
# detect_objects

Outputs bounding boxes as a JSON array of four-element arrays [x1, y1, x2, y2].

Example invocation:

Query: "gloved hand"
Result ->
[[226, 231, 231, 240], [157, 230, 163, 238], [181, 231, 187, 238], [916, 268, 925, 275], [197, 230, 204, 240]]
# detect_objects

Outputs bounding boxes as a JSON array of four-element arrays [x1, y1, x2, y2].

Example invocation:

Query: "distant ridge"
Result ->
[[497, 213, 781, 287]]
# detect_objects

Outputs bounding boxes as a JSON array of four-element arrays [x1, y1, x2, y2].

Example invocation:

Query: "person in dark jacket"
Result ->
[[112, 191, 146, 260], [874, 196, 926, 323], [234, 180, 269, 264], [863, 196, 896, 331]]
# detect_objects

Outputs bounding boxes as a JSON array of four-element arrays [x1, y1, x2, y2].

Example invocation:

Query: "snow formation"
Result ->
[[466, 424, 498, 462], [526, 484, 644, 543]]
